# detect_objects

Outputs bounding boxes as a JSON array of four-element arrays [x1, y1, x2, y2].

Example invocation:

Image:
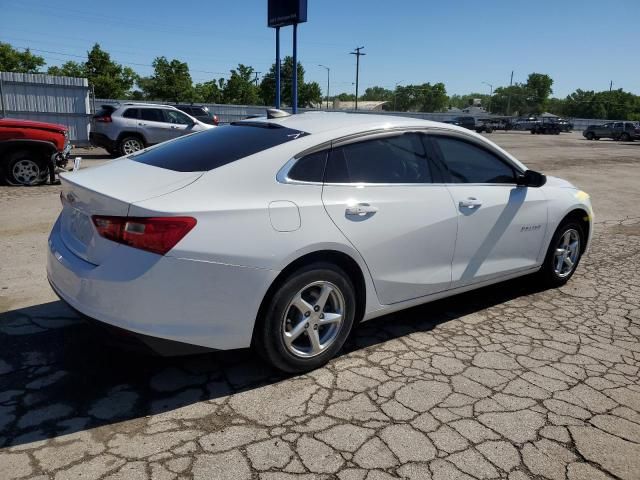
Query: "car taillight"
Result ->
[[94, 115, 112, 123], [92, 216, 196, 255]]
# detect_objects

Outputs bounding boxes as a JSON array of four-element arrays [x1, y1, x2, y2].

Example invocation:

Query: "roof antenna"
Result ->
[[267, 108, 291, 119]]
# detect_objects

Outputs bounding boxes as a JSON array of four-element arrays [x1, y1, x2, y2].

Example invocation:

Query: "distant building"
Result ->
[[332, 100, 388, 111]]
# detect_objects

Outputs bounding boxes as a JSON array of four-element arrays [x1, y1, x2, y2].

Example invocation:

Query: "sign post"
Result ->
[[268, 0, 307, 113]]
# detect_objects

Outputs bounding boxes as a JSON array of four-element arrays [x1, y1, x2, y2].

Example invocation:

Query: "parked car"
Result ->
[[530, 118, 561, 135], [513, 117, 538, 130], [0, 118, 71, 186], [583, 121, 638, 141], [444, 116, 476, 130], [90, 103, 214, 157], [555, 118, 573, 132], [174, 104, 219, 126], [48, 111, 593, 372]]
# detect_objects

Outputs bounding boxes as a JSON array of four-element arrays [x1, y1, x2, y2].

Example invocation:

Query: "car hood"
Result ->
[[545, 175, 576, 189], [0, 118, 68, 133]]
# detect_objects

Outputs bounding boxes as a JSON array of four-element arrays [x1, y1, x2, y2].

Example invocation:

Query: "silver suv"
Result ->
[[90, 103, 215, 157]]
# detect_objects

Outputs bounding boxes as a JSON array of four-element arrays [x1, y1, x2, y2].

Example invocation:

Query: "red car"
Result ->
[[0, 118, 71, 186]]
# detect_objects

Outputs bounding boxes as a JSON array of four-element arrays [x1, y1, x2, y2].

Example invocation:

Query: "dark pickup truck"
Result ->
[[583, 121, 639, 141]]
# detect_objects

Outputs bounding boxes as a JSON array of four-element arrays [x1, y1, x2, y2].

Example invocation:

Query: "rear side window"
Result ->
[[122, 108, 139, 119], [288, 150, 327, 182], [431, 136, 515, 184], [178, 106, 193, 114], [140, 109, 164, 122], [132, 123, 309, 172], [325, 133, 432, 184]]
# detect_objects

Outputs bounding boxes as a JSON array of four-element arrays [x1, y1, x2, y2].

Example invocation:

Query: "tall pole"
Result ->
[[319, 65, 330, 110], [393, 80, 404, 112], [275, 27, 281, 108], [482, 81, 493, 112], [253, 72, 261, 86], [292, 23, 298, 113], [609, 80, 613, 93], [350, 46, 365, 110], [506, 70, 513, 116]]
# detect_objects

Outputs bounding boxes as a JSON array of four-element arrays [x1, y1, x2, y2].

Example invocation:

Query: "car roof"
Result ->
[[120, 103, 179, 110], [236, 111, 470, 136]]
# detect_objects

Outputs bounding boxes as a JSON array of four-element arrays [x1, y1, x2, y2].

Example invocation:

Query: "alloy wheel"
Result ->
[[12, 159, 44, 186], [122, 139, 143, 155], [281, 281, 345, 358], [554, 229, 580, 278]]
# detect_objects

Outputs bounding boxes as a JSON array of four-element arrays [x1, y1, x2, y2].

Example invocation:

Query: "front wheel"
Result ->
[[537, 221, 584, 287], [585, 132, 594, 140], [4, 150, 49, 186], [254, 263, 356, 373], [620, 132, 631, 142]]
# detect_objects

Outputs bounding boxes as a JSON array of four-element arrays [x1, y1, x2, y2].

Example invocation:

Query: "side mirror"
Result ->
[[517, 170, 546, 188]]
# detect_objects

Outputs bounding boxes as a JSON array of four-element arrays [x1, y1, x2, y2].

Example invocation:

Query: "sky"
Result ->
[[1, 0, 639, 98]]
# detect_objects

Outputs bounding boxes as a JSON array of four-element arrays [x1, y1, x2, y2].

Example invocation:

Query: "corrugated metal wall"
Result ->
[[0, 72, 90, 144]]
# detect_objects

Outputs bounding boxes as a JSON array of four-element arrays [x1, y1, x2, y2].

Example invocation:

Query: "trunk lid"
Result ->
[[59, 158, 203, 264]]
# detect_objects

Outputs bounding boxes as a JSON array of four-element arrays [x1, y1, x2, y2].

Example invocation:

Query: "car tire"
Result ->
[[118, 136, 144, 156], [537, 220, 584, 288], [620, 132, 631, 142], [4, 150, 49, 186], [254, 262, 356, 373], [585, 132, 594, 140]]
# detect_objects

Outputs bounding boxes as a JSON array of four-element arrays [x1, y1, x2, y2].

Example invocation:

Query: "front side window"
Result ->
[[164, 110, 192, 125], [325, 133, 432, 184], [431, 136, 515, 184]]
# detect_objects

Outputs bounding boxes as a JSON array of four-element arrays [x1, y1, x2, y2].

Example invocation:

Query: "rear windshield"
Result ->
[[131, 123, 309, 172]]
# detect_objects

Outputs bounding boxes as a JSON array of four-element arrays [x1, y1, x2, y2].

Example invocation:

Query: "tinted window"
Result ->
[[122, 108, 139, 119], [140, 109, 164, 122], [191, 107, 207, 116], [325, 133, 432, 184], [288, 150, 327, 182], [432, 136, 515, 184], [164, 110, 192, 125], [176, 106, 193, 114], [132, 123, 309, 172]]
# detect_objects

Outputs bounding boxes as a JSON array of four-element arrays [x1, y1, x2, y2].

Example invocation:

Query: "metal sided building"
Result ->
[[0, 72, 90, 145]]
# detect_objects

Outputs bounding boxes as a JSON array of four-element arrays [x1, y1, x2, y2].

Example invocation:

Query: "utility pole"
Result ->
[[609, 80, 613, 93], [506, 70, 513, 116], [482, 81, 493, 112], [350, 46, 365, 110], [318, 65, 330, 110], [253, 71, 262, 87]]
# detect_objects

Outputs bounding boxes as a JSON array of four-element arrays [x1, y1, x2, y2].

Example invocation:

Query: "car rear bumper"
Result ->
[[89, 132, 116, 151], [47, 217, 278, 352]]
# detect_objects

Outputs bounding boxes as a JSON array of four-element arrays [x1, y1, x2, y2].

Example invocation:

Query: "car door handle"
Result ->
[[459, 197, 482, 208], [170, 125, 180, 129], [345, 204, 378, 216], [138, 123, 147, 126]]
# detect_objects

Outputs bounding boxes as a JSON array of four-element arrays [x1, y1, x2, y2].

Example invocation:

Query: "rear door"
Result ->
[[138, 108, 174, 144], [427, 133, 548, 287], [321, 131, 458, 305]]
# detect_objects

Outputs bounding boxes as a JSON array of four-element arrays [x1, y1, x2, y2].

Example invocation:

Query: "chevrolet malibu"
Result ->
[[48, 111, 593, 372]]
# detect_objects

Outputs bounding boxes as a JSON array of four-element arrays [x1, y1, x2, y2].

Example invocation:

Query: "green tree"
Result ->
[[83, 44, 137, 98], [392, 83, 448, 112], [335, 92, 356, 101], [259, 56, 322, 107], [447, 93, 490, 110], [47, 61, 85, 78], [524, 73, 553, 112], [223, 64, 260, 105], [193, 79, 224, 103], [139, 56, 193, 102], [361, 86, 393, 102], [0, 42, 45, 73]]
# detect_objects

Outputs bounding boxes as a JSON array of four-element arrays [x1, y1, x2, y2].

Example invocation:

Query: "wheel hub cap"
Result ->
[[282, 281, 345, 358], [12, 159, 43, 185], [554, 229, 580, 278]]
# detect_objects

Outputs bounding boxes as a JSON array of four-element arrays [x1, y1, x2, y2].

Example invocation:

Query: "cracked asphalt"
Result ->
[[1, 132, 640, 479]]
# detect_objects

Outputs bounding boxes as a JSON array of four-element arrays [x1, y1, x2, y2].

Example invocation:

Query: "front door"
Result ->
[[321, 132, 458, 305], [427, 133, 548, 288], [138, 108, 175, 144], [162, 109, 196, 140]]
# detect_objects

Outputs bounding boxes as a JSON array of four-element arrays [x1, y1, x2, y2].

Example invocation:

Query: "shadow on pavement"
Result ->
[[0, 275, 547, 448]]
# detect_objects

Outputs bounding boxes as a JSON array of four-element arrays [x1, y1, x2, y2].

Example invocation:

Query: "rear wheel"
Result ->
[[620, 132, 631, 142], [4, 150, 49, 186], [537, 221, 584, 287], [585, 132, 594, 140], [118, 136, 144, 156], [254, 262, 356, 373]]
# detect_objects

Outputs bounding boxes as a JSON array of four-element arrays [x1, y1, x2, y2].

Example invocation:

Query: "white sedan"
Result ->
[[47, 111, 593, 372]]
